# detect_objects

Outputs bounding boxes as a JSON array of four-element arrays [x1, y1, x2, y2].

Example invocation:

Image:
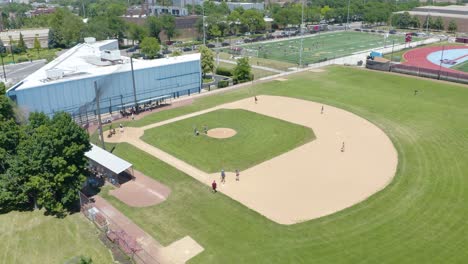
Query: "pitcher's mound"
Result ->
[[207, 128, 237, 139]]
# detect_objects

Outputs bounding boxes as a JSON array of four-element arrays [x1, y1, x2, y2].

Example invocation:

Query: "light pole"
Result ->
[[299, 0, 305, 68], [438, 45, 445, 80], [346, 0, 351, 30]]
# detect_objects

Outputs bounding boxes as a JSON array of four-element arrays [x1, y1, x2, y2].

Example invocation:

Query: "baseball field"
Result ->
[[94, 66, 468, 263]]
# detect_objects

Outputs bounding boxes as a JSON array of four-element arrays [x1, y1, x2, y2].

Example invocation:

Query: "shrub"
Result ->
[[17, 57, 29, 63], [215, 67, 233, 76], [217, 80, 229, 88]]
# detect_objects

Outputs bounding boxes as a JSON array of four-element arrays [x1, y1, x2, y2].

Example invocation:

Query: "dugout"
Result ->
[[85, 144, 134, 187]]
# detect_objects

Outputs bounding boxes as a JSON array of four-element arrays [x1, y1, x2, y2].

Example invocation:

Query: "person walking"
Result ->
[[212, 180, 217, 193], [119, 123, 124, 133], [341, 141, 345, 152], [321, 105, 324, 114], [254, 96, 258, 104], [221, 169, 226, 183], [235, 169, 240, 181]]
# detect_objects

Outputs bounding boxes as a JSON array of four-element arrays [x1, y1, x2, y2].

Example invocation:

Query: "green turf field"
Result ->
[[98, 66, 468, 263], [224, 31, 416, 65], [141, 109, 314, 173], [452, 60, 468, 72], [0, 211, 113, 264]]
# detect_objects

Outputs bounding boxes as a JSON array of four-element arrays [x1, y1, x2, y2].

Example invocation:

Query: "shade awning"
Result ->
[[85, 144, 132, 174]]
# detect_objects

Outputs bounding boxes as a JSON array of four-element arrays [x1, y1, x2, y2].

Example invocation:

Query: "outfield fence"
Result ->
[[79, 192, 161, 264], [390, 64, 468, 84]]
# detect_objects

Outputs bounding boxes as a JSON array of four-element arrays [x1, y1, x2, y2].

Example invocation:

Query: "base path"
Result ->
[[105, 95, 398, 224]]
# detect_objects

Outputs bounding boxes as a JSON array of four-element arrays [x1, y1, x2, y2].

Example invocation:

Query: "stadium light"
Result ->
[[437, 45, 445, 80], [202, 1, 206, 46], [346, 0, 351, 31], [299, 0, 305, 68]]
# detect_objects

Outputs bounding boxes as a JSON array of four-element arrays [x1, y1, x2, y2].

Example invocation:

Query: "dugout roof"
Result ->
[[85, 144, 132, 174]]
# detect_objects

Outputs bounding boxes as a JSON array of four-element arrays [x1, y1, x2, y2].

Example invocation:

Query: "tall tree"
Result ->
[[17, 33, 27, 53], [146, 16, 163, 41], [240, 10, 265, 33], [161, 15, 176, 41], [447, 20, 457, 33], [1, 112, 91, 215], [140, 37, 160, 59], [233, 57, 252, 84], [199, 45, 214, 78], [432, 17, 444, 31], [128, 23, 148, 44]]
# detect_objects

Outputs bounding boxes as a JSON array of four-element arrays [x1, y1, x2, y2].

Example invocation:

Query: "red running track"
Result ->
[[402, 46, 468, 74]]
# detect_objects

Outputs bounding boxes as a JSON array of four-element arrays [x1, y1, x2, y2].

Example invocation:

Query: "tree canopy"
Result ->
[[233, 57, 252, 84], [199, 45, 214, 78], [140, 37, 160, 59]]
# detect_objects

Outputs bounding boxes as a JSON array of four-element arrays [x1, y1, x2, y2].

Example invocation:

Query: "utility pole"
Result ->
[[299, 0, 305, 68], [346, 0, 351, 31], [426, 14, 429, 34], [0, 54, 6, 81], [130, 57, 138, 113], [94, 81, 106, 150]]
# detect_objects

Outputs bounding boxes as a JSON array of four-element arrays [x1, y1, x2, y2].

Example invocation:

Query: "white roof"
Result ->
[[85, 144, 132, 174], [14, 39, 200, 91], [396, 11, 468, 19]]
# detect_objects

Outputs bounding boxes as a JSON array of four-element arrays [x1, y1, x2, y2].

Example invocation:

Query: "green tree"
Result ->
[[233, 57, 252, 84], [128, 23, 148, 45], [199, 45, 214, 78], [79, 256, 93, 264], [140, 37, 160, 59], [240, 10, 265, 33], [161, 15, 176, 41], [0, 82, 14, 121], [1, 112, 91, 215], [432, 17, 444, 30], [146, 16, 163, 41], [33, 35, 41, 57], [447, 20, 457, 33], [49, 8, 85, 48], [17, 33, 27, 53]]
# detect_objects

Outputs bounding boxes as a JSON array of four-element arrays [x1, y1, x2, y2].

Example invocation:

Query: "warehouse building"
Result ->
[[6, 38, 201, 122], [394, 5, 468, 33]]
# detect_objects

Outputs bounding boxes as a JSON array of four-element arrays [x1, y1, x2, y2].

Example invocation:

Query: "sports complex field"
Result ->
[[5, 65, 468, 263], [90, 66, 468, 263], [225, 31, 416, 65]]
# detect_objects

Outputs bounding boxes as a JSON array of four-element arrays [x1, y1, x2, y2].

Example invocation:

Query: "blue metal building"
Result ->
[[6, 39, 201, 121]]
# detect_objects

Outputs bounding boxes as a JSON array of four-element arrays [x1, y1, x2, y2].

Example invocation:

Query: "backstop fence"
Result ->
[[79, 192, 161, 264]]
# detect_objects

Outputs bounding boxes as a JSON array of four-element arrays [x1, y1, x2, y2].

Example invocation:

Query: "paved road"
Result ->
[[1, 59, 46, 85]]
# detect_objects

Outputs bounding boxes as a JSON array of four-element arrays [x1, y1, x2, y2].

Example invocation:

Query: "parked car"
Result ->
[[182, 47, 191, 52], [126, 45, 139, 52], [389, 29, 397, 34], [207, 43, 215, 48], [221, 42, 230, 47], [354, 28, 362, 32], [377, 30, 384, 33], [162, 49, 172, 55]]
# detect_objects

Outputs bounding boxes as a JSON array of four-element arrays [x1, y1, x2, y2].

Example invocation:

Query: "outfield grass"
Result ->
[[224, 32, 417, 65], [0, 211, 113, 264], [102, 66, 468, 263], [141, 109, 314, 173]]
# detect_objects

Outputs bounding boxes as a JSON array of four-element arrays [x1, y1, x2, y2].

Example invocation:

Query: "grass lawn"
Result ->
[[0, 210, 113, 264], [1, 48, 59, 64], [223, 32, 418, 65], [217, 61, 278, 80], [141, 109, 314, 173], [101, 66, 468, 263], [452, 60, 468, 72]]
